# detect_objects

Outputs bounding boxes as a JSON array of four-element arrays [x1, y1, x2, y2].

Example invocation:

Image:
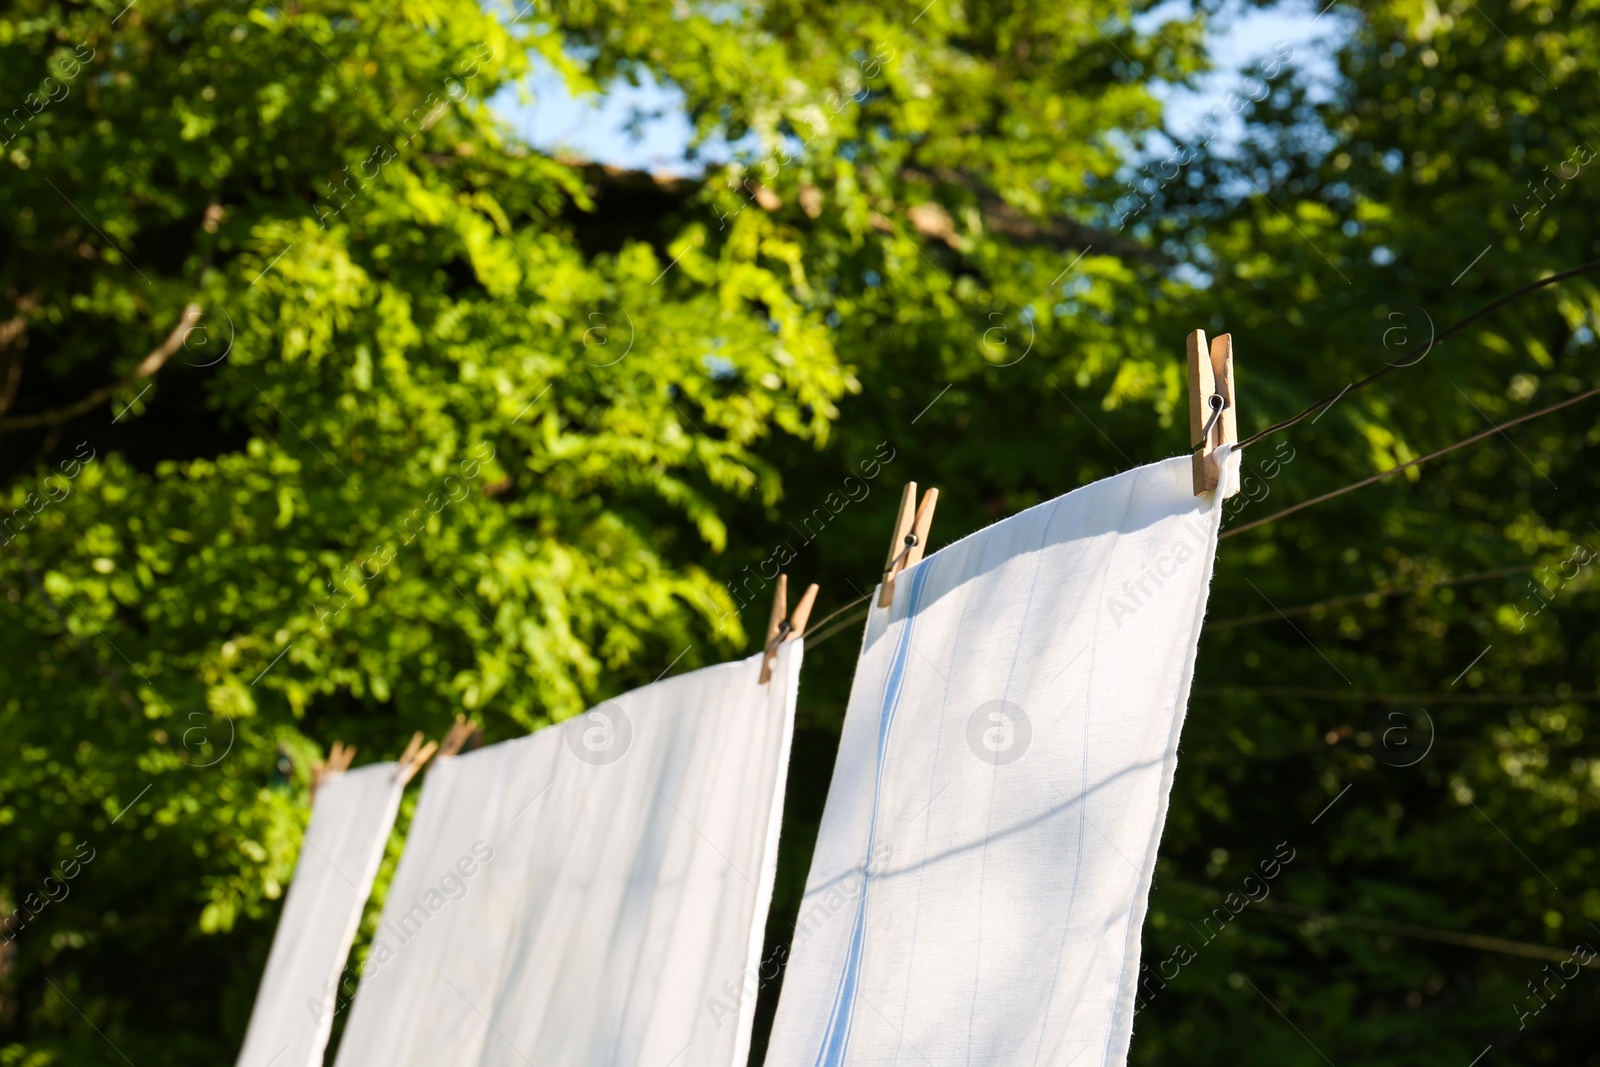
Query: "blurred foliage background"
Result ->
[[0, 0, 1596, 1063]]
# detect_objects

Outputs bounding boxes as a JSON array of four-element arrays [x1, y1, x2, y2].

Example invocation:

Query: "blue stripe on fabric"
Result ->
[[814, 563, 934, 1067]]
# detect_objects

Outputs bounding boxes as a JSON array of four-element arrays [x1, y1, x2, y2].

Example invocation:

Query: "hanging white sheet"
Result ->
[[235, 761, 406, 1067], [333, 641, 802, 1067], [764, 453, 1232, 1067]]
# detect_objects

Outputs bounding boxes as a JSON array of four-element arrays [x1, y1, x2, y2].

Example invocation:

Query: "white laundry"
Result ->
[[235, 762, 406, 1067], [333, 641, 802, 1067], [764, 453, 1232, 1067]]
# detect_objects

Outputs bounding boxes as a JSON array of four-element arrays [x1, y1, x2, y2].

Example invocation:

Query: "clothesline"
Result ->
[[1236, 256, 1600, 449], [1203, 563, 1537, 630], [1221, 381, 1600, 538], [803, 374, 1597, 651], [1194, 685, 1598, 704], [800, 594, 874, 647], [1164, 880, 1598, 967]]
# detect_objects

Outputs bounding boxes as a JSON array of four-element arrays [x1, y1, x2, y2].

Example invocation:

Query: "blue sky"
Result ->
[[491, 0, 1352, 174]]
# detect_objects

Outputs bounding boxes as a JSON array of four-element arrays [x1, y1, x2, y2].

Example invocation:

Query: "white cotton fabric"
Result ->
[[235, 762, 406, 1067], [333, 642, 803, 1067], [764, 453, 1233, 1067]]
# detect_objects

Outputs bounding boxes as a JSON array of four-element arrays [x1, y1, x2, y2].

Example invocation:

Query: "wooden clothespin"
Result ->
[[759, 573, 820, 684], [310, 740, 358, 803], [1187, 329, 1239, 497], [437, 715, 481, 759], [395, 730, 440, 785], [878, 482, 939, 608]]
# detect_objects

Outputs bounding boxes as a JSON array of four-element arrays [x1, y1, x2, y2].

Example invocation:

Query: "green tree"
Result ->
[[4, 0, 1597, 1064], [0, 0, 848, 1059]]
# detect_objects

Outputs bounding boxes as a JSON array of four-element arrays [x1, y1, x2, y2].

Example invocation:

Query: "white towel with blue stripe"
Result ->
[[332, 643, 802, 1067], [764, 454, 1231, 1067], [235, 762, 406, 1067]]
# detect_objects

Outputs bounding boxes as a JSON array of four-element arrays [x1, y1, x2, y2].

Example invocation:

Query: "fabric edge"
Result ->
[[730, 639, 804, 1067], [306, 764, 407, 1067], [237, 760, 407, 1067], [1102, 446, 1235, 1066]]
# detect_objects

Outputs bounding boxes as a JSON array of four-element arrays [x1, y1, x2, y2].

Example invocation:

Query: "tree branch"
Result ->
[[0, 303, 202, 432], [0, 291, 39, 419], [898, 166, 1163, 264], [576, 162, 1164, 265]]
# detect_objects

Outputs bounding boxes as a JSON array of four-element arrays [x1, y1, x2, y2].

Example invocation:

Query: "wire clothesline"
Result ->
[[1195, 685, 1599, 704], [807, 388, 1598, 648], [799, 260, 1600, 651], [1236, 256, 1600, 449], [1203, 562, 1537, 630], [805, 383, 1600, 649], [1221, 381, 1600, 539]]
